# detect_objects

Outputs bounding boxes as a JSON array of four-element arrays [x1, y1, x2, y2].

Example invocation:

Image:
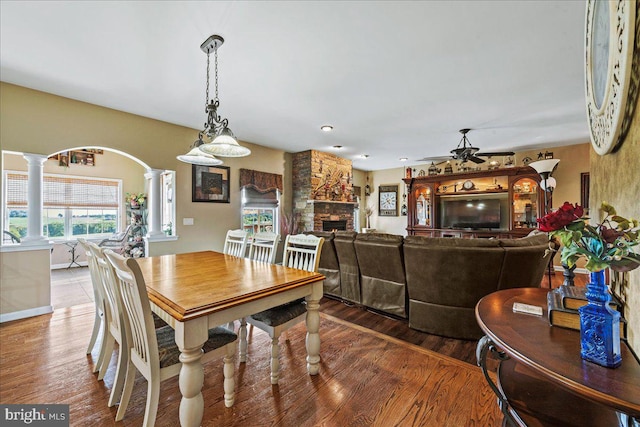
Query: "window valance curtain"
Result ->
[[239, 169, 283, 193]]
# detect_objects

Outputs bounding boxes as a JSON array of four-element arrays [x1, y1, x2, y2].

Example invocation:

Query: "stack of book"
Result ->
[[547, 285, 626, 338]]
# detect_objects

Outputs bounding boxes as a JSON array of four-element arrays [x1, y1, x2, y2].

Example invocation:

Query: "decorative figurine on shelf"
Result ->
[[538, 202, 639, 368], [405, 167, 412, 179]]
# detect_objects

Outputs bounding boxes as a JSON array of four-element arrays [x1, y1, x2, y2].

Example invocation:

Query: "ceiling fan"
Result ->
[[418, 128, 515, 164]]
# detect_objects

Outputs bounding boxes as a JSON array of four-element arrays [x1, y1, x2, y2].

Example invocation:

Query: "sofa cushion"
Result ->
[[307, 231, 341, 297], [499, 233, 549, 247], [334, 231, 361, 304], [355, 233, 406, 317], [498, 235, 552, 290], [404, 240, 505, 308], [404, 235, 502, 248]]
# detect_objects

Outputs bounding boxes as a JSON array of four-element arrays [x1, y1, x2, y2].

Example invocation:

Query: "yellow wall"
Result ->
[[0, 83, 288, 255], [367, 144, 590, 237], [0, 82, 288, 317], [590, 96, 640, 355]]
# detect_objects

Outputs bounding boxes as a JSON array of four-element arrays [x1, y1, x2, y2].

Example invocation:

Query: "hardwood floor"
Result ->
[[0, 304, 502, 426], [1, 268, 587, 426], [48, 267, 587, 365]]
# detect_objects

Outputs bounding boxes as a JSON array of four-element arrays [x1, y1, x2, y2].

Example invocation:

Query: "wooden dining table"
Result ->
[[134, 250, 325, 427]]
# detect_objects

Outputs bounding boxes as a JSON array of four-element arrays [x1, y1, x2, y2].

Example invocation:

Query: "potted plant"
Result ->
[[126, 192, 146, 209]]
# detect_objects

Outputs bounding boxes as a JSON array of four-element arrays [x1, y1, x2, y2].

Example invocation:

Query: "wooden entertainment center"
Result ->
[[403, 166, 543, 238]]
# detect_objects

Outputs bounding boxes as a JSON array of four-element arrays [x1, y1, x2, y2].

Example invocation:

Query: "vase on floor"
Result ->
[[578, 269, 622, 368]]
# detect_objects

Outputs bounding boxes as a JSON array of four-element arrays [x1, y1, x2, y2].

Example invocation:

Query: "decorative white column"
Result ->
[[145, 168, 165, 238], [21, 154, 48, 245]]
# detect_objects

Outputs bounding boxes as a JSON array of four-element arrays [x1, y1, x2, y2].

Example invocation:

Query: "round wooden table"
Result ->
[[475, 287, 640, 426]]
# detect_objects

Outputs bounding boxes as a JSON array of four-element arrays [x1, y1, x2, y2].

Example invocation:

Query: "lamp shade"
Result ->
[[528, 159, 560, 175], [540, 177, 557, 191], [199, 128, 251, 157], [176, 147, 223, 166]]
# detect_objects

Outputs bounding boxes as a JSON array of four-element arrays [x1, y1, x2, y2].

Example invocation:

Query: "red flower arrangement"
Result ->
[[537, 202, 640, 272], [537, 202, 584, 232]]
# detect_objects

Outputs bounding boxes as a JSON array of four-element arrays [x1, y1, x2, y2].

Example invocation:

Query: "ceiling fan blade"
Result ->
[[468, 156, 485, 164], [477, 151, 515, 157], [415, 155, 452, 162]]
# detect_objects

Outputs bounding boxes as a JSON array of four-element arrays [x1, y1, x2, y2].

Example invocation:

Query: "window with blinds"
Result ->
[[4, 171, 121, 240]]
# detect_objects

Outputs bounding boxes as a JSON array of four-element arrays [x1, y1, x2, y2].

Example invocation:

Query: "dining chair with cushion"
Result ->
[[223, 229, 249, 258], [241, 233, 324, 384], [104, 249, 238, 426], [77, 238, 108, 375], [237, 232, 281, 361]]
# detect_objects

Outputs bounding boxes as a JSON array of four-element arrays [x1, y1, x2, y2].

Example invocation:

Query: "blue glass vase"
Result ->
[[578, 270, 622, 368]]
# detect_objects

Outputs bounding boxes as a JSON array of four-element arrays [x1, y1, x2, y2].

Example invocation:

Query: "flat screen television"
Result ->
[[440, 198, 501, 230]]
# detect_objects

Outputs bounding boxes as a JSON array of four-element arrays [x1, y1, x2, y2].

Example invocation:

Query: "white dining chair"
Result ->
[[242, 234, 324, 384], [223, 229, 248, 258], [237, 232, 282, 361], [247, 231, 281, 264], [87, 241, 129, 405], [77, 238, 108, 375], [104, 249, 237, 426]]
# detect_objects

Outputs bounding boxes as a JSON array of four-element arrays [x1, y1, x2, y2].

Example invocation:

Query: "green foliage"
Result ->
[[548, 202, 640, 272]]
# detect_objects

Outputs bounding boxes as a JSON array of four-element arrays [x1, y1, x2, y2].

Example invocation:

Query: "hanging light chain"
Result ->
[[214, 43, 219, 102], [205, 52, 210, 109]]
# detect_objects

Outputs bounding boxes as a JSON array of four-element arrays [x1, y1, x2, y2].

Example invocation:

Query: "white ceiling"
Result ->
[[0, 1, 590, 171]]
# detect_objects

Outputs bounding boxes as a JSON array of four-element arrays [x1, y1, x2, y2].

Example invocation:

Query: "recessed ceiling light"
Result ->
[[360, 154, 369, 159], [320, 125, 333, 132], [399, 157, 408, 162], [332, 145, 343, 150]]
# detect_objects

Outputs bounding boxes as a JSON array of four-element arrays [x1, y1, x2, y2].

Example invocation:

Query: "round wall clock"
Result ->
[[585, 0, 637, 155]]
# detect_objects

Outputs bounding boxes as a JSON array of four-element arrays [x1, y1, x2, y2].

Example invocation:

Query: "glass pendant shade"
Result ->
[[199, 128, 251, 157], [176, 147, 223, 166]]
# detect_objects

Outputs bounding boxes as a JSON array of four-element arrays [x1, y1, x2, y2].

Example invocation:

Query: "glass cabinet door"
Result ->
[[511, 178, 539, 229], [413, 185, 432, 227]]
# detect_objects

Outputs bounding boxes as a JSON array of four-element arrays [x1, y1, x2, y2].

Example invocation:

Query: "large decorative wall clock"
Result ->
[[585, 0, 638, 155], [379, 185, 398, 216]]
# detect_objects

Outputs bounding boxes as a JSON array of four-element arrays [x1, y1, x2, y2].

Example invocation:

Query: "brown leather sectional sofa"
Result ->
[[309, 231, 552, 340]]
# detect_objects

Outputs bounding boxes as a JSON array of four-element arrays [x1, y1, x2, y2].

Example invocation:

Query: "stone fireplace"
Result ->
[[292, 150, 356, 232]]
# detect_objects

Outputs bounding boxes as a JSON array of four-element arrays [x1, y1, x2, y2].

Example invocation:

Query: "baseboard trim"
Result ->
[[0, 305, 54, 323]]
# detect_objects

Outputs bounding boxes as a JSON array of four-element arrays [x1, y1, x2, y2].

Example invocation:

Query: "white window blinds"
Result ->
[[6, 172, 120, 208]]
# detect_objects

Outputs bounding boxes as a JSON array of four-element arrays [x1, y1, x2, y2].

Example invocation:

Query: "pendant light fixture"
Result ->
[[177, 34, 250, 165], [198, 35, 251, 157], [176, 132, 223, 165]]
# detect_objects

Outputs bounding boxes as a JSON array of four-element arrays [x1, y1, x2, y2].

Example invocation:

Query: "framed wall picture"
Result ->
[[379, 185, 398, 216], [192, 165, 230, 203]]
